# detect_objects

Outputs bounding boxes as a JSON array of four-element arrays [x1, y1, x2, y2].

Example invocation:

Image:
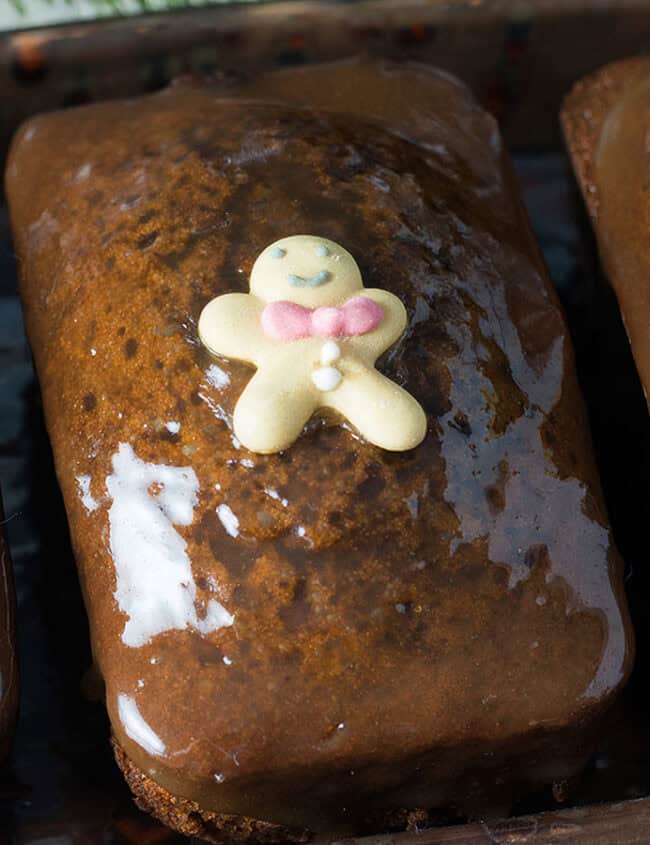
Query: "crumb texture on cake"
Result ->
[[114, 740, 311, 845]]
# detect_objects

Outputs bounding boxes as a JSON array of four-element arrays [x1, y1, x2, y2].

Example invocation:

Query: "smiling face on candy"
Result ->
[[250, 235, 363, 307]]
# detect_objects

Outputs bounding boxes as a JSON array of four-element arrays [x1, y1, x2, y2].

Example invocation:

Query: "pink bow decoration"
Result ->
[[261, 296, 383, 342]]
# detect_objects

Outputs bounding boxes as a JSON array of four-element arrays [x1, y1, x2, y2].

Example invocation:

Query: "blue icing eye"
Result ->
[[271, 246, 286, 259], [315, 244, 330, 257]]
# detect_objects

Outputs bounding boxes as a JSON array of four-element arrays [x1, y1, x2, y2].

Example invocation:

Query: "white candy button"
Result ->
[[320, 340, 341, 366], [311, 366, 342, 392]]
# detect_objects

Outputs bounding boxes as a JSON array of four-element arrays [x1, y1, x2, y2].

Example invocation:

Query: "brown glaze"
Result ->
[[562, 57, 650, 405], [7, 60, 632, 839], [0, 497, 18, 763]]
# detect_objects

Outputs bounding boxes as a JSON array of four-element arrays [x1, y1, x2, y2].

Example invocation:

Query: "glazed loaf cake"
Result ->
[[0, 497, 17, 763], [562, 57, 650, 404], [7, 60, 632, 841]]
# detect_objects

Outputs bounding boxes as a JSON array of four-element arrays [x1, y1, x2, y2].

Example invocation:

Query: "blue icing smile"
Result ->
[[288, 270, 332, 287]]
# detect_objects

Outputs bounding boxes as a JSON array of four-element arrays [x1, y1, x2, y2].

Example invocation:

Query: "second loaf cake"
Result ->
[[562, 57, 650, 405]]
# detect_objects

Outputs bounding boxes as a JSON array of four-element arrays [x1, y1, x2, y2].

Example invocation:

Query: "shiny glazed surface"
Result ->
[[7, 61, 632, 832]]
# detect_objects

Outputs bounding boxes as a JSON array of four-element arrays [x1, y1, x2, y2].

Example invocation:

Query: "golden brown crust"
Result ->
[[561, 56, 650, 219], [114, 739, 311, 845]]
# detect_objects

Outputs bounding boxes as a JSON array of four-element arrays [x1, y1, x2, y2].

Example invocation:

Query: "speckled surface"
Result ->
[[0, 210, 190, 842], [1, 61, 639, 841], [0, 150, 648, 845]]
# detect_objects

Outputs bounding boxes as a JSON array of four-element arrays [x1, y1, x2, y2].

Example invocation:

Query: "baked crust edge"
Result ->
[[113, 738, 312, 845], [561, 56, 650, 220]]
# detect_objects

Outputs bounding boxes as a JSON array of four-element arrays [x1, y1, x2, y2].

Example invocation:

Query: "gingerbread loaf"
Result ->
[[562, 57, 650, 404], [7, 60, 633, 841]]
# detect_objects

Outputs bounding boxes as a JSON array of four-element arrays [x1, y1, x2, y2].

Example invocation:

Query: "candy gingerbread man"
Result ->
[[198, 235, 426, 454]]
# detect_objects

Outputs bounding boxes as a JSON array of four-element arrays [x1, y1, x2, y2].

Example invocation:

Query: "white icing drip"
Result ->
[[90, 348, 97, 357], [205, 364, 230, 390], [199, 366, 235, 441], [294, 525, 315, 548], [118, 693, 166, 757], [76, 474, 99, 513], [264, 487, 288, 507], [217, 504, 239, 538], [165, 421, 181, 434], [76, 163, 92, 180], [223, 655, 232, 666], [107, 443, 234, 647]]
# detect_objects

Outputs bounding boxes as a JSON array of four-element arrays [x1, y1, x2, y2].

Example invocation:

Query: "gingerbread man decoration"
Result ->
[[198, 235, 426, 454]]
